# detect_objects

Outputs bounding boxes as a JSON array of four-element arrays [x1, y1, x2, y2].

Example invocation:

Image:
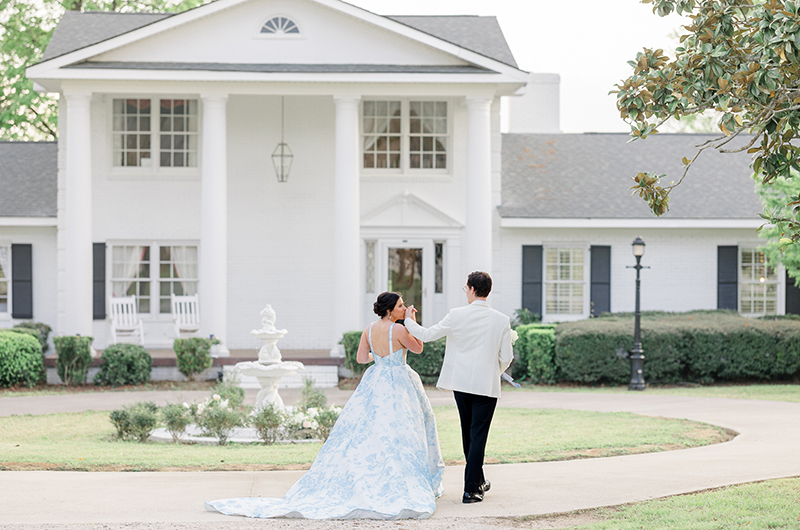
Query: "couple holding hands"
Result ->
[[207, 271, 514, 519]]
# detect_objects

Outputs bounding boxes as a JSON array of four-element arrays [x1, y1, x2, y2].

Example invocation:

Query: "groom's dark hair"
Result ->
[[467, 271, 492, 298]]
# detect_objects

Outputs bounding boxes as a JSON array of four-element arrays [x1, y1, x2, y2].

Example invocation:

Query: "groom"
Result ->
[[404, 271, 513, 504]]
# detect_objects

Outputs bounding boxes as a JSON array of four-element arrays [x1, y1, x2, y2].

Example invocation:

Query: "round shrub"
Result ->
[[109, 401, 159, 442], [54, 336, 93, 386], [94, 343, 152, 387], [0, 331, 44, 387], [173, 337, 216, 381]]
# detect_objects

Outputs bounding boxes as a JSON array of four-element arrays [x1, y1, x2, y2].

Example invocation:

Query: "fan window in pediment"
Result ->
[[260, 16, 300, 35]]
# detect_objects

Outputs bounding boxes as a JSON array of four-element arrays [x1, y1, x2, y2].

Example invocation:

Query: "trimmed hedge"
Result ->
[[0, 331, 44, 387], [511, 324, 556, 384], [406, 337, 446, 385], [555, 311, 800, 385], [94, 343, 152, 387], [341, 328, 446, 384], [12, 321, 52, 354]]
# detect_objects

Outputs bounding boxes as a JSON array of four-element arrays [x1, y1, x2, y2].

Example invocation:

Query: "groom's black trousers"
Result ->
[[453, 390, 498, 494]]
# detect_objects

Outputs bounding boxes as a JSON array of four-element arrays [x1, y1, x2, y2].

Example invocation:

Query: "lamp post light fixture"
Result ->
[[271, 96, 293, 183], [628, 236, 647, 391]]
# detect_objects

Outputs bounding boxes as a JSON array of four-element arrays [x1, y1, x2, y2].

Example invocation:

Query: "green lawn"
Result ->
[[544, 477, 800, 529], [510, 383, 800, 402], [0, 406, 729, 471]]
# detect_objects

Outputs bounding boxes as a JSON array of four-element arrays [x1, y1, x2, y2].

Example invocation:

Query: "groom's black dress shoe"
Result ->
[[480, 480, 491, 494], [462, 491, 484, 504]]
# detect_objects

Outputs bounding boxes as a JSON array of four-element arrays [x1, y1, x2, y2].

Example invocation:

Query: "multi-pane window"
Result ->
[[159, 246, 198, 313], [0, 245, 9, 313], [545, 248, 585, 315], [159, 99, 198, 167], [111, 244, 198, 316], [409, 102, 447, 169], [112, 98, 198, 169], [363, 101, 401, 169], [740, 248, 778, 315], [113, 99, 152, 167], [111, 245, 151, 313], [362, 100, 448, 172]]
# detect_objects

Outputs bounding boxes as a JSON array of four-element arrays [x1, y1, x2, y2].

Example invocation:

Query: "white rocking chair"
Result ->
[[109, 296, 145, 346], [171, 294, 200, 339]]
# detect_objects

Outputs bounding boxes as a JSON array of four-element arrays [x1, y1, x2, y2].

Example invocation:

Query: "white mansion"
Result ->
[[0, 0, 785, 354]]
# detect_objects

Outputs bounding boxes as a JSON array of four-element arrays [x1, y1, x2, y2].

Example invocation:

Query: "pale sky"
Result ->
[[349, 0, 686, 133]]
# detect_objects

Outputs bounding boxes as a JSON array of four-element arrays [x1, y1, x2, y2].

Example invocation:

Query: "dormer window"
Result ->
[[260, 16, 299, 35]]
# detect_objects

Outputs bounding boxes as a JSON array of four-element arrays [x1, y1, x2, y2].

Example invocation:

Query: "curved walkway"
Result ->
[[1, 388, 799, 528]]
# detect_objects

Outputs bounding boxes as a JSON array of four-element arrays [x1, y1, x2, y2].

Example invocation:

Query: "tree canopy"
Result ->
[[0, 0, 208, 141], [615, 0, 800, 239]]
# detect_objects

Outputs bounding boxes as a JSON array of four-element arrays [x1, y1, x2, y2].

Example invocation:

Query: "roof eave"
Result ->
[[27, 0, 529, 86]]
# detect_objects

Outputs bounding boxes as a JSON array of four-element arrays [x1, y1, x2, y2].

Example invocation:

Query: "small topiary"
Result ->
[[0, 331, 44, 387], [13, 321, 52, 354], [173, 337, 217, 381], [54, 336, 93, 386], [94, 343, 152, 387]]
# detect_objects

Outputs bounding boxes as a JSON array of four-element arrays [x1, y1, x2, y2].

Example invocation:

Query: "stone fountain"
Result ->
[[234, 305, 305, 411]]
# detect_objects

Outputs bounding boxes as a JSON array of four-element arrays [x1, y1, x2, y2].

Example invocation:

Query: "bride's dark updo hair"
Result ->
[[373, 291, 401, 318]]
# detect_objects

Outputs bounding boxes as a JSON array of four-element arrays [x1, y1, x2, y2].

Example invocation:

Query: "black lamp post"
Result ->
[[628, 237, 647, 391]]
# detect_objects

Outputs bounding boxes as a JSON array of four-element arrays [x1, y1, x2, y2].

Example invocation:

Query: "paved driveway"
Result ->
[[1, 388, 798, 528]]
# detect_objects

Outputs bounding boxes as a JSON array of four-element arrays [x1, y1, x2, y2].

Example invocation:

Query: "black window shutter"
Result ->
[[590, 246, 611, 317], [93, 243, 106, 320], [521, 245, 543, 316], [717, 246, 738, 310], [786, 270, 800, 315], [11, 244, 33, 319]]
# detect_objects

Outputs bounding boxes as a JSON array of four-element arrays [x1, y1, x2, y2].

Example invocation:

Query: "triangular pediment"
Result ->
[[361, 192, 462, 228], [93, 0, 472, 67]]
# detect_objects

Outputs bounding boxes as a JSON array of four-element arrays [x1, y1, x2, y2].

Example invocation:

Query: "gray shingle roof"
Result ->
[[41, 9, 518, 68], [499, 133, 762, 220], [0, 142, 57, 218], [386, 16, 517, 68], [66, 61, 493, 73], [42, 11, 171, 62]]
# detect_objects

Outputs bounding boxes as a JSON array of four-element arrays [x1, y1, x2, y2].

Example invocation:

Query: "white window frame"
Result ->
[[107, 96, 200, 177], [360, 98, 451, 177], [542, 244, 590, 323], [738, 245, 784, 317], [0, 243, 11, 319], [107, 241, 199, 320]]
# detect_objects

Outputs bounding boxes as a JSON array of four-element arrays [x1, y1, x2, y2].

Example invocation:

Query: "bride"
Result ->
[[205, 292, 445, 519]]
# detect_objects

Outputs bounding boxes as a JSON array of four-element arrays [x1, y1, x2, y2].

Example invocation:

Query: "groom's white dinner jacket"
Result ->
[[405, 300, 513, 399]]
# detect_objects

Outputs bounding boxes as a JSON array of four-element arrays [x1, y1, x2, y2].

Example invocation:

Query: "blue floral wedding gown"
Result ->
[[205, 322, 445, 519]]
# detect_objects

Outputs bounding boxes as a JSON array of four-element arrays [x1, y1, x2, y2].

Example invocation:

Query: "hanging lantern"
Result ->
[[272, 142, 293, 183], [272, 96, 293, 183]]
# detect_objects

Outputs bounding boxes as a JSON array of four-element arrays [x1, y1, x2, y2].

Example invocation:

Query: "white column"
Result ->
[[63, 91, 93, 337], [200, 94, 229, 355], [332, 95, 362, 349], [465, 96, 494, 275]]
